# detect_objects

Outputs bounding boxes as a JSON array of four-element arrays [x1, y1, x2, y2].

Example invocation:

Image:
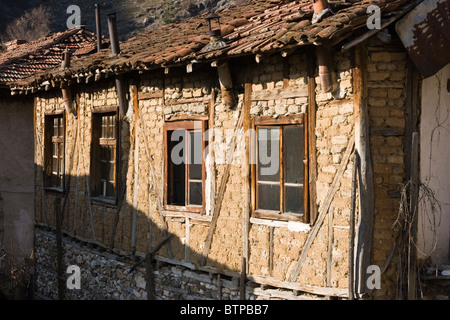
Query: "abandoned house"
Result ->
[[0, 0, 449, 300]]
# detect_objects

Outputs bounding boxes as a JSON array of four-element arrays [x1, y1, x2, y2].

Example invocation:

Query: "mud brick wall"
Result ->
[[365, 37, 408, 299], [33, 40, 408, 299]]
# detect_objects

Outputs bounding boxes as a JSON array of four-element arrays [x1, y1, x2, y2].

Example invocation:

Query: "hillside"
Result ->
[[0, 0, 247, 42]]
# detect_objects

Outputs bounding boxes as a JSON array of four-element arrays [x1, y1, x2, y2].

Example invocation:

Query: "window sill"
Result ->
[[165, 204, 204, 214], [250, 217, 311, 233], [252, 209, 304, 222], [90, 196, 117, 207], [162, 209, 211, 224]]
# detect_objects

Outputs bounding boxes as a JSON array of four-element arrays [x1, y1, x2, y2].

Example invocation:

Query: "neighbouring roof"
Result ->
[[9, 0, 420, 93], [0, 28, 106, 86]]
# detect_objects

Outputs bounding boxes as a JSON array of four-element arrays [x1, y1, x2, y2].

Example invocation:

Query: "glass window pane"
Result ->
[[108, 160, 115, 182], [101, 116, 106, 138], [258, 127, 280, 182], [189, 182, 202, 205], [189, 131, 202, 180], [284, 126, 304, 184], [284, 186, 303, 214], [59, 118, 64, 138], [100, 160, 107, 181], [53, 118, 58, 137], [106, 181, 115, 199], [171, 181, 185, 205], [257, 183, 280, 211]]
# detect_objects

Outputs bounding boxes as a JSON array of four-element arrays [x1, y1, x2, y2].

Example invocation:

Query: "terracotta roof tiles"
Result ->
[[8, 0, 418, 91]]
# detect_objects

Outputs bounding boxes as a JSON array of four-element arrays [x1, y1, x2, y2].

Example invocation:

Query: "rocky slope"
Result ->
[[1, 0, 247, 42]]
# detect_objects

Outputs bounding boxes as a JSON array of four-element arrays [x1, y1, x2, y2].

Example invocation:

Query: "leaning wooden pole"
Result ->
[[349, 151, 359, 300], [353, 45, 375, 299], [408, 132, 419, 300]]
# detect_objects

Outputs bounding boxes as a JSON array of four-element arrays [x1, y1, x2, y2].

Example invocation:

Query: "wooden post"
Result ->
[[349, 152, 359, 300], [408, 132, 419, 300], [353, 45, 375, 298], [131, 118, 140, 254], [326, 205, 334, 288], [307, 48, 318, 224], [240, 256, 247, 300], [55, 197, 65, 300], [242, 81, 252, 275], [146, 253, 155, 300]]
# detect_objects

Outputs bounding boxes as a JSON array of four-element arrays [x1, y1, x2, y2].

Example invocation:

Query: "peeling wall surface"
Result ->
[[418, 62, 450, 265], [0, 96, 35, 261], [396, 0, 450, 78]]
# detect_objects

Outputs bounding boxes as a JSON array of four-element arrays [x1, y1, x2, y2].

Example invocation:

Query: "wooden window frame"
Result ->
[[90, 110, 119, 204], [44, 112, 66, 192], [251, 114, 309, 223], [164, 119, 207, 214]]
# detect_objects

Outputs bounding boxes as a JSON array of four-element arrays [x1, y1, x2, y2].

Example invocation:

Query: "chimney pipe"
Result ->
[[317, 45, 336, 93], [61, 49, 71, 69], [312, 0, 331, 24], [107, 13, 120, 56], [115, 76, 128, 118], [95, 4, 102, 52], [313, 0, 329, 13]]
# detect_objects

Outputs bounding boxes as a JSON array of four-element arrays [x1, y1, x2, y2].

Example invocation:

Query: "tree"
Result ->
[[1, 5, 54, 43]]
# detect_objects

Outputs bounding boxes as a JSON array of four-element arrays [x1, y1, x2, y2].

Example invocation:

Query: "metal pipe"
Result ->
[[317, 45, 335, 93], [107, 13, 120, 56], [115, 76, 128, 118], [95, 4, 102, 52]]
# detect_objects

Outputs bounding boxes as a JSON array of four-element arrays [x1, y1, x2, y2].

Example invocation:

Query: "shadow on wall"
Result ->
[[33, 166, 236, 300]]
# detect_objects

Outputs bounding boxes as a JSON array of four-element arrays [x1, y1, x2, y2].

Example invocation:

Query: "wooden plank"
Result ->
[[404, 58, 420, 183], [240, 256, 247, 300], [138, 91, 164, 100], [254, 114, 305, 126], [165, 96, 210, 106], [353, 45, 375, 298], [307, 48, 318, 224], [349, 152, 359, 300], [185, 217, 190, 262], [242, 82, 252, 272], [250, 87, 308, 101], [249, 275, 348, 298], [326, 204, 334, 288], [408, 132, 419, 300], [288, 134, 355, 282], [131, 118, 140, 253], [269, 226, 274, 277], [55, 197, 64, 300], [145, 253, 155, 300]]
